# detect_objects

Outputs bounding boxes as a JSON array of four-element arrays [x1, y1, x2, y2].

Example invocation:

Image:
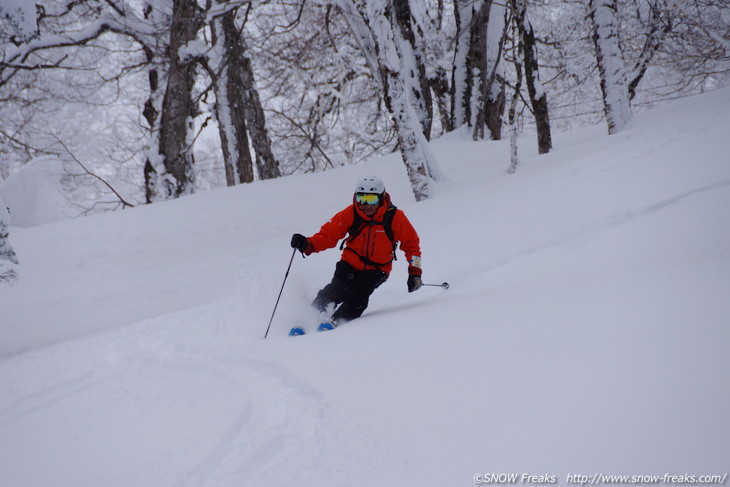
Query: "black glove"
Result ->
[[407, 275, 422, 293], [291, 233, 308, 252]]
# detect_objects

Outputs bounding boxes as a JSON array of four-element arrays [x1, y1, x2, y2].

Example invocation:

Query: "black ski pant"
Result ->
[[312, 260, 387, 324]]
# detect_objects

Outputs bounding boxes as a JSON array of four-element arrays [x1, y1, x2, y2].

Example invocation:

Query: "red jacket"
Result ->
[[303, 193, 421, 276]]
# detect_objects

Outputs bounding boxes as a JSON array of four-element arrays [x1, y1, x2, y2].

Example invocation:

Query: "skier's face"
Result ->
[[358, 201, 379, 217]]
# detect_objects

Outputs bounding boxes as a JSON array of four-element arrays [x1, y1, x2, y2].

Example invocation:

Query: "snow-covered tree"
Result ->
[[622, 0, 672, 101], [417, 0, 455, 135], [207, 5, 253, 186], [250, 2, 396, 173], [589, 0, 633, 134], [144, 0, 204, 202], [336, 0, 442, 201], [621, 0, 728, 100], [452, 0, 507, 140], [452, 0, 476, 130], [506, 3, 524, 175], [0, 195, 18, 283], [1, 1, 153, 206], [205, 2, 280, 185], [482, 2, 507, 141], [510, 0, 551, 153], [392, 0, 433, 140]]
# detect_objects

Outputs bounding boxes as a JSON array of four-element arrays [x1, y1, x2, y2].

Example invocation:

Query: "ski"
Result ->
[[289, 322, 336, 336], [317, 322, 335, 332]]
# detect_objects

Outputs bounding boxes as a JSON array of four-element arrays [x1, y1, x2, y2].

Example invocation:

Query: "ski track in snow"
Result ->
[[0, 371, 117, 426], [474, 179, 730, 276], [178, 358, 331, 487], [0, 314, 339, 487]]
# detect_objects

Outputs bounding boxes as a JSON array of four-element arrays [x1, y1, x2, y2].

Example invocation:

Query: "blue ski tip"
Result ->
[[289, 327, 305, 336], [317, 322, 335, 332]]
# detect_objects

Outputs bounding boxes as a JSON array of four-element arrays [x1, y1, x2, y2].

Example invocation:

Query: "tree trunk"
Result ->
[[507, 20, 524, 175], [451, 0, 473, 128], [380, 0, 441, 200], [381, 66, 435, 201], [141, 3, 166, 204], [392, 0, 433, 140], [158, 0, 202, 197], [0, 195, 19, 282], [211, 8, 255, 185], [236, 38, 280, 180], [144, 0, 203, 202], [338, 0, 442, 201], [485, 4, 508, 141], [452, 0, 505, 140], [627, 3, 671, 101], [485, 82, 506, 140], [589, 0, 632, 134], [430, 68, 453, 133], [470, 0, 493, 140], [143, 60, 164, 203], [514, 0, 552, 153]]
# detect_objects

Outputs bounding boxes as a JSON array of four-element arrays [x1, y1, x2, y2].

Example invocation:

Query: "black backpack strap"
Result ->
[[340, 206, 364, 250], [383, 205, 398, 261]]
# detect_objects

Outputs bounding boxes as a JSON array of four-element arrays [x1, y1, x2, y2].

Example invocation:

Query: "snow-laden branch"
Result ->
[[204, 0, 249, 22], [1, 1, 164, 87], [331, 0, 382, 87]]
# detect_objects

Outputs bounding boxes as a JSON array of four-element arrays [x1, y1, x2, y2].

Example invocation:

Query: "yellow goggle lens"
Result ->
[[356, 193, 380, 205]]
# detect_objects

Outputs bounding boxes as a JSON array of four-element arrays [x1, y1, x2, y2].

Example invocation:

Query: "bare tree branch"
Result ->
[[52, 136, 135, 209]]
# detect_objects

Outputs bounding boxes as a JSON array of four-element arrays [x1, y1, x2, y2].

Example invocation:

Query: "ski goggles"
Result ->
[[355, 193, 380, 205]]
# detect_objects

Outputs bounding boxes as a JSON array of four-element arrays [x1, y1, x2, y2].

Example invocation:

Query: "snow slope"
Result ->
[[1, 88, 729, 486]]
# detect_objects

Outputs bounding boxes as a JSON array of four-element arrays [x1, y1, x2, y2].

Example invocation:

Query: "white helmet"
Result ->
[[355, 176, 385, 194]]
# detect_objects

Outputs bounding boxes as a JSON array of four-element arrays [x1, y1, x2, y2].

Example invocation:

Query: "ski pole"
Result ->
[[264, 248, 298, 339], [422, 282, 449, 290]]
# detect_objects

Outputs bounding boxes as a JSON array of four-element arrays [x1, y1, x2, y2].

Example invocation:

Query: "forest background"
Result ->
[[0, 0, 728, 217]]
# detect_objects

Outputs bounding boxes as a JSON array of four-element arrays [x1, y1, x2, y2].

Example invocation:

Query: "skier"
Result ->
[[290, 176, 422, 333]]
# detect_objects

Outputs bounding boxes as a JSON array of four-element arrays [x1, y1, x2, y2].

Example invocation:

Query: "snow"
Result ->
[[179, 39, 209, 60], [1, 88, 730, 486]]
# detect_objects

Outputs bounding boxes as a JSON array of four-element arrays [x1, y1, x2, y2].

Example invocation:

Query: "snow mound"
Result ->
[[0, 157, 76, 227]]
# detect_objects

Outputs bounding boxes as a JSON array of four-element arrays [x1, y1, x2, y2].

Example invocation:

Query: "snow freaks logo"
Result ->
[[474, 473, 558, 484], [473, 473, 729, 486]]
